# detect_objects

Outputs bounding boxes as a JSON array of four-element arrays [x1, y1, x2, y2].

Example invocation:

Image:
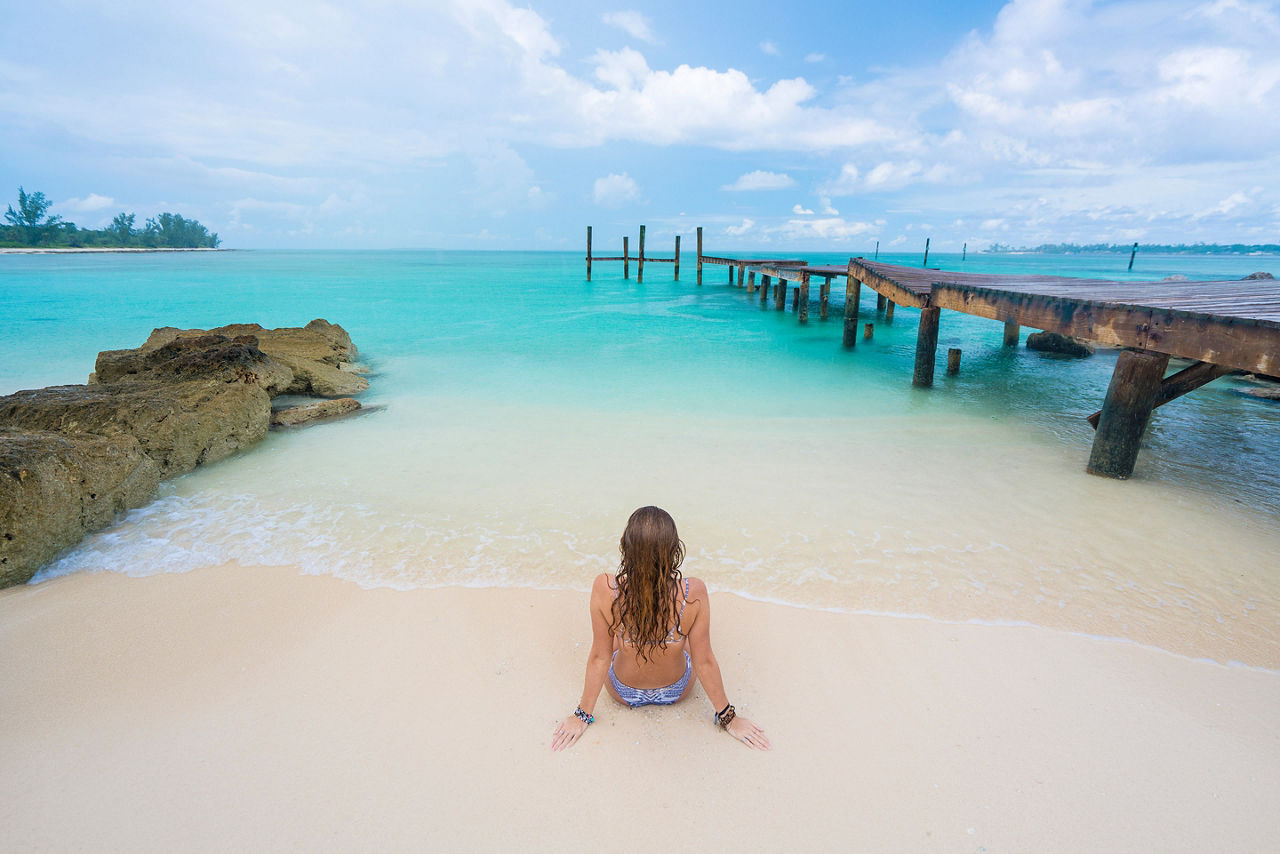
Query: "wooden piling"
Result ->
[[674, 236, 681, 281], [1087, 349, 1170, 478], [776, 281, 787, 311], [1003, 319, 1019, 347], [877, 293, 886, 311], [947, 348, 962, 375], [1128, 242, 1138, 272], [922, 237, 931, 268], [863, 322, 874, 341], [1086, 361, 1231, 429], [696, 227, 703, 286], [885, 300, 896, 322], [913, 306, 941, 387], [623, 236, 630, 279], [637, 225, 646, 283], [760, 274, 771, 305], [842, 262, 861, 347], [874, 240, 879, 261], [798, 272, 810, 323], [586, 226, 592, 281], [746, 270, 756, 295], [962, 243, 967, 261], [737, 263, 746, 288], [819, 277, 830, 320]]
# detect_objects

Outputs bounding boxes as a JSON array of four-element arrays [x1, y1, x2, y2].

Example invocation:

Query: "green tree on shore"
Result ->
[[108, 212, 137, 245], [4, 186, 63, 245]]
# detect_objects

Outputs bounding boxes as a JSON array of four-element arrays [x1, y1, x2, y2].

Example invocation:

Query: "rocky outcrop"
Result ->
[[271, 397, 362, 427], [1243, 272, 1275, 280], [1026, 331, 1095, 357], [0, 319, 365, 588]]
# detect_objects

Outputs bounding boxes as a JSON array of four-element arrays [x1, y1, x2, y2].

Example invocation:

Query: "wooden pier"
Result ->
[[586, 225, 1279, 479]]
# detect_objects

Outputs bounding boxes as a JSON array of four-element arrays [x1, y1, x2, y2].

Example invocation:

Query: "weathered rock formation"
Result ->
[[0, 320, 366, 588], [1026, 331, 1096, 358], [271, 397, 362, 427], [1243, 271, 1275, 280]]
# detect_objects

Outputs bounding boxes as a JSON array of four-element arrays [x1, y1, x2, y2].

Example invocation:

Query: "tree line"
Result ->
[[985, 241, 1280, 255], [2, 187, 220, 249]]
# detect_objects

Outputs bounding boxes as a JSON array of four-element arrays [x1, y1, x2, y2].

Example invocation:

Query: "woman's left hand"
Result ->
[[725, 715, 771, 750], [551, 715, 588, 752]]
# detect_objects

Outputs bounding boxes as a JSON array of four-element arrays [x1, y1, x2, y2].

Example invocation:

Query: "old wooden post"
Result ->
[[737, 263, 746, 288], [962, 242, 967, 261], [1003, 319, 1019, 346], [586, 226, 592, 281], [760, 274, 771, 305], [637, 225, 646, 283], [1087, 349, 1171, 478], [885, 300, 896, 322], [798, 272, 811, 323], [674, 236, 681, 281], [728, 265, 733, 284], [947, 348, 962, 375], [877, 293, 886, 311], [747, 269, 756, 294], [863, 322, 874, 341], [775, 280, 787, 311], [843, 261, 861, 347], [623, 236, 630, 279], [874, 240, 879, 261], [696, 227, 703, 286], [922, 237, 931, 267], [1128, 242, 1138, 271], [819, 276, 830, 320], [913, 306, 941, 387]]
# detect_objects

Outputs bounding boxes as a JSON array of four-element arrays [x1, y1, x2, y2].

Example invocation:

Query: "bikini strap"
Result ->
[[675, 577, 691, 635]]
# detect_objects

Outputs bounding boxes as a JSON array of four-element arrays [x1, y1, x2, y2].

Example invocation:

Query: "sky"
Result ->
[[2, 0, 1279, 251]]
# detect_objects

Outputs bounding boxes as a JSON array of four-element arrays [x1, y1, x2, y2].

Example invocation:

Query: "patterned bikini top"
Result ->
[[609, 576, 691, 644]]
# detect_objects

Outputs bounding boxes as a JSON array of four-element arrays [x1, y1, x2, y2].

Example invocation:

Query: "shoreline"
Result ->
[[0, 246, 226, 254], [3, 563, 1277, 851]]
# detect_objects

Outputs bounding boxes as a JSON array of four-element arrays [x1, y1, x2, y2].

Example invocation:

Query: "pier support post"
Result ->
[[674, 236, 681, 281], [947, 348, 962, 375], [775, 281, 787, 311], [1087, 349, 1171, 479], [1003, 319, 1019, 347], [913, 306, 941, 387], [637, 225, 646, 283], [877, 293, 886, 312], [746, 270, 756, 295], [843, 266, 861, 347], [623, 236, 629, 279], [798, 272, 810, 323], [760, 275, 771, 305], [792, 287, 801, 313], [696, 227, 703, 286], [819, 277, 830, 320], [737, 263, 746, 288], [863, 323, 874, 341], [885, 301, 896, 322], [728, 265, 733, 284], [586, 226, 592, 281]]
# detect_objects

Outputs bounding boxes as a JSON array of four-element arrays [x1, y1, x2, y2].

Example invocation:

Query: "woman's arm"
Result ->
[[684, 578, 771, 750], [551, 573, 615, 752]]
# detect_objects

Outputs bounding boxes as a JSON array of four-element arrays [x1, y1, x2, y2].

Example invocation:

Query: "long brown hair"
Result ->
[[610, 506, 686, 663]]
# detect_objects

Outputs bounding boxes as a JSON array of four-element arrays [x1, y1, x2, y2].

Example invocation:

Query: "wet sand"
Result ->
[[2, 563, 1277, 852]]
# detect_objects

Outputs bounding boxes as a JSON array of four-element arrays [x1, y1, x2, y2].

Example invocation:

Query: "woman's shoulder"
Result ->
[[683, 576, 709, 598], [591, 572, 616, 593]]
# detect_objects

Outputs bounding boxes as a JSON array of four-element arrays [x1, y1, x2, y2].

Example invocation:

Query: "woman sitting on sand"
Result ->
[[552, 506, 769, 751]]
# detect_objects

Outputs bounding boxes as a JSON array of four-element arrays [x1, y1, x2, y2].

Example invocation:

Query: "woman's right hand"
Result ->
[[725, 714, 771, 750], [551, 715, 588, 752]]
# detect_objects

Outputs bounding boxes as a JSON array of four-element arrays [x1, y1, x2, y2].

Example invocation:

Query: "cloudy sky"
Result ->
[[3, 0, 1278, 250]]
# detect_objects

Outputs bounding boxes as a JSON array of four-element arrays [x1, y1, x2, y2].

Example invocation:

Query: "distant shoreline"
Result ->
[[0, 247, 227, 255]]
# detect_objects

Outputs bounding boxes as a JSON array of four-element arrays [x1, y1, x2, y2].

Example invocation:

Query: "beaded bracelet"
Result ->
[[574, 706, 594, 725], [714, 703, 736, 728]]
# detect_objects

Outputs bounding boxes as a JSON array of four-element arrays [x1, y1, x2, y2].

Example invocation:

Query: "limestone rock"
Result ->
[[271, 398, 362, 427], [273, 354, 369, 397], [94, 334, 294, 395], [145, 318, 357, 367], [0, 380, 270, 478], [0, 429, 160, 587], [1026, 331, 1095, 357], [1243, 271, 1275, 280]]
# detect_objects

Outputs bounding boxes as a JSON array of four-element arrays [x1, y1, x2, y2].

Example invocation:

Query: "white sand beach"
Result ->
[[2, 562, 1277, 852]]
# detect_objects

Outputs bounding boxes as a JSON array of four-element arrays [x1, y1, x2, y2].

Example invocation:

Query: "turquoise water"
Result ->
[[3, 249, 1279, 665]]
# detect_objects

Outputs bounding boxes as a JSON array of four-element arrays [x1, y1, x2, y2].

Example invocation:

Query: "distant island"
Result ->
[[985, 242, 1280, 255], [1, 186, 220, 250]]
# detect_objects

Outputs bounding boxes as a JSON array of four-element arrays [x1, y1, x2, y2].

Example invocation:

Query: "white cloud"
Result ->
[[58, 193, 115, 212], [725, 218, 755, 235], [773, 217, 877, 241], [792, 204, 814, 215], [592, 172, 639, 207], [760, 41, 780, 56], [805, 53, 825, 63], [819, 196, 839, 215], [602, 11, 656, 43], [722, 170, 795, 191], [821, 164, 860, 196]]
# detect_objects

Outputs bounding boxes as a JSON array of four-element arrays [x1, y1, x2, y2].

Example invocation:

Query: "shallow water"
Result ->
[[3, 249, 1278, 666]]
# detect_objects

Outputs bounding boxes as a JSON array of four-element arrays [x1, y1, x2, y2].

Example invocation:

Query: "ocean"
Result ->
[[3, 248, 1278, 667]]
